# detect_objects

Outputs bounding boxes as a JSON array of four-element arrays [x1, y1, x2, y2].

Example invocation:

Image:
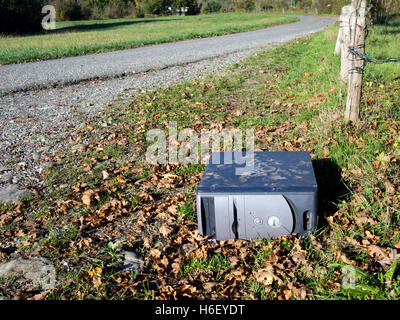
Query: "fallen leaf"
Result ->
[[93, 275, 102, 288], [28, 291, 48, 300], [177, 284, 197, 298], [82, 190, 94, 206], [385, 180, 395, 195], [229, 256, 240, 267], [102, 170, 109, 180], [203, 282, 218, 291], [160, 255, 169, 267], [150, 248, 161, 259], [273, 98, 281, 106], [116, 175, 125, 183], [172, 262, 181, 275], [159, 225, 173, 237], [16, 230, 25, 237], [350, 168, 363, 178], [333, 248, 354, 265], [254, 265, 281, 286], [367, 245, 388, 259], [278, 287, 292, 300]]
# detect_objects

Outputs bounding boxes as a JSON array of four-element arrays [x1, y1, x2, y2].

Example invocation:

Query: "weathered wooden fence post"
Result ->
[[335, 5, 353, 84], [344, 0, 367, 123]]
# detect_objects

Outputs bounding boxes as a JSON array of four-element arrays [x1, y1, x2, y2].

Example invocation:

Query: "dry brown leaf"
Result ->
[[177, 284, 197, 298], [167, 205, 177, 215], [294, 286, 308, 299], [377, 248, 400, 269], [160, 255, 169, 267], [28, 291, 48, 300], [333, 248, 354, 265], [93, 275, 102, 288], [82, 190, 94, 206], [350, 168, 363, 178], [159, 225, 173, 237], [278, 287, 292, 300], [150, 248, 161, 259], [354, 213, 377, 227], [385, 180, 395, 195], [367, 245, 388, 259], [15, 230, 25, 237], [203, 282, 218, 291], [172, 262, 181, 275], [267, 252, 277, 263], [116, 175, 125, 183], [229, 256, 240, 267], [254, 265, 281, 286], [273, 98, 281, 106], [346, 237, 361, 247]]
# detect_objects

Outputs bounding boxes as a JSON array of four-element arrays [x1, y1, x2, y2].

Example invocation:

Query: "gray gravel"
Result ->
[[0, 16, 336, 94], [0, 16, 336, 201]]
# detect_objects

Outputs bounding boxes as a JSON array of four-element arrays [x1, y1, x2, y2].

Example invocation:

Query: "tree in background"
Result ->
[[369, 0, 400, 23], [172, 0, 199, 14], [234, 0, 255, 11], [201, 0, 222, 13], [52, 0, 137, 20], [105, 0, 135, 17], [0, 0, 44, 33], [142, 0, 171, 15], [52, 0, 92, 21]]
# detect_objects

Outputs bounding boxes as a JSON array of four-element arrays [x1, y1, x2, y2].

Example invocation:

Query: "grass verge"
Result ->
[[0, 18, 400, 300], [0, 13, 297, 65]]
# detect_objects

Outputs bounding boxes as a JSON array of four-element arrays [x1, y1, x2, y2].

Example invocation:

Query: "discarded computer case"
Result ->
[[196, 151, 318, 240]]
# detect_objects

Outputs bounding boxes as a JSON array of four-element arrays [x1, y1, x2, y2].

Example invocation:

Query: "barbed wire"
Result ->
[[348, 47, 400, 64]]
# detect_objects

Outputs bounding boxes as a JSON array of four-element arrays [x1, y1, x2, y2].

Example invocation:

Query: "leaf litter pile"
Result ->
[[1, 25, 400, 300]]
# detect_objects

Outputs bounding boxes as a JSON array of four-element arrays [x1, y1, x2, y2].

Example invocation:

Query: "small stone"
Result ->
[[32, 152, 40, 161], [0, 257, 56, 290], [182, 243, 197, 254], [0, 184, 31, 203], [120, 251, 144, 274], [16, 162, 27, 170], [71, 144, 83, 152], [0, 172, 12, 184], [38, 146, 49, 153], [0, 166, 10, 173]]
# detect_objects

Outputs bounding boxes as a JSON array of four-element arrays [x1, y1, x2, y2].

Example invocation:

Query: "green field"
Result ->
[[0, 13, 297, 65]]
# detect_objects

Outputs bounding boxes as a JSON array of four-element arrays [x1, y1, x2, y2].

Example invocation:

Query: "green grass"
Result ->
[[0, 13, 298, 65], [1, 17, 400, 300]]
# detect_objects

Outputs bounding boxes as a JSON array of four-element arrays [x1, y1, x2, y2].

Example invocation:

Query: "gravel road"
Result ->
[[0, 15, 336, 203], [0, 16, 336, 94]]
